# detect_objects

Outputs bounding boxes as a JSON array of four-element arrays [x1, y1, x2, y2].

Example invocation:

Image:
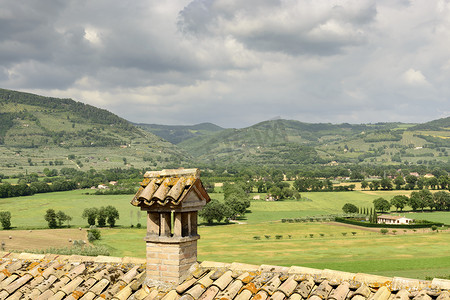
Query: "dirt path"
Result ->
[[0, 228, 88, 252], [326, 221, 381, 232]]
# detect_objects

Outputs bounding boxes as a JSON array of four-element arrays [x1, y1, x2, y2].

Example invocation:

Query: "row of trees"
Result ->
[[201, 162, 449, 182], [82, 206, 120, 227], [0, 167, 143, 199], [1, 206, 121, 229], [0, 181, 77, 198], [361, 174, 449, 191], [44, 209, 72, 228], [373, 190, 450, 212]]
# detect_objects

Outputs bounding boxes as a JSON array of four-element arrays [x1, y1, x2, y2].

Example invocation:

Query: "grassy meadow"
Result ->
[[1, 188, 449, 280], [95, 223, 450, 280]]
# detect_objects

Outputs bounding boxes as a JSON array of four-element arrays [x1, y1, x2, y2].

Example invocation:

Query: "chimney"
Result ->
[[131, 168, 210, 286]]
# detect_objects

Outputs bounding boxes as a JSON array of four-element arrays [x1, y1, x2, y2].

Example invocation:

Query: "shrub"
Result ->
[[309, 234, 314, 238], [319, 233, 325, 237], [380, 228, 389, 235], [88, 228, 101, 242], [23, 244, 110, 256], [431, 225, 438, 231], [264, 235, 271, 239], [351, 232, 357, 236], [136, 223, 142, 228], [275, 235, 283, 240], [0, 211, 11, 229], [253, 236, 261, 240], [342, 203, 358, 214], [341, 232, 347, 236]]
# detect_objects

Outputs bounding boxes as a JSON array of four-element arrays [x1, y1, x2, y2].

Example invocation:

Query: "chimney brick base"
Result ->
[[146, 238, 198, 285]]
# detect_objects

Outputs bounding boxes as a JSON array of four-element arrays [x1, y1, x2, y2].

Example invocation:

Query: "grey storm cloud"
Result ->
[[0, 0, 449, 127], [178, 0, 377, 55]]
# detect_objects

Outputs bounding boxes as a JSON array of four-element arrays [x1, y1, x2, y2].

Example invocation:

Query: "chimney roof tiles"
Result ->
[[131, 168, 210, 208]]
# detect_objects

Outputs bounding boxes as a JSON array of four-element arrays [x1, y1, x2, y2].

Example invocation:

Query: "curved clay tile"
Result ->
[[139, 179, 158, 201], [166, 177, 187, 203], [152, 178, 171, 202]]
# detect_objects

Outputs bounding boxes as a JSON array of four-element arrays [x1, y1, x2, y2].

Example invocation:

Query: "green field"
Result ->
[[1, 189, 448, 229], [96, 224, 450, 280], [0, 190, 144, 229], [1, 189, 449, 279]]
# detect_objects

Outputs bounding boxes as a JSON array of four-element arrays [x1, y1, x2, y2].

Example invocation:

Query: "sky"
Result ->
[[1, 0, 449, 128]]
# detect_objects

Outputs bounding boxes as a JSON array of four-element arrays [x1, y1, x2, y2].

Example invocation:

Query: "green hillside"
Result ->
[[135, 122, 224, 144], [0, 89, 190, 176], [0, 88, 448, 172], [178, 119, 449, 166]]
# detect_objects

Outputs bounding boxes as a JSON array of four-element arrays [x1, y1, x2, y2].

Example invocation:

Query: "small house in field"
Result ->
[[97, 184, 109, 189], [377, 214, 414, 225]]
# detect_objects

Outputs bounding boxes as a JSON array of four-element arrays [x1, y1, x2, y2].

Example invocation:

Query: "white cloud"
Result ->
[[402, 68, 429, 86]]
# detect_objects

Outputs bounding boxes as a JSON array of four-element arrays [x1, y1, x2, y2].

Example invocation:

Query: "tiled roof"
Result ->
[[378, 215, 411, 220], [0, 252, 449, 300], [131, 168, 210, 207], [0, 252, 148, 299]]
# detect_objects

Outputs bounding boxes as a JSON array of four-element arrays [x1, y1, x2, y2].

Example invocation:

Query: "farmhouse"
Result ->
[[0, 169, 448, 299], [377, 215, 414, 225]]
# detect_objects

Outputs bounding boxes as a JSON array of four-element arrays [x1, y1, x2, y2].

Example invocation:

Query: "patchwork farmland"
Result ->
[[0, 189, 448, 280]]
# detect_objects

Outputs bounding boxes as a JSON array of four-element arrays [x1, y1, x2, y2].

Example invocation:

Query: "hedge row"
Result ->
[[335, 217, 444, 229]]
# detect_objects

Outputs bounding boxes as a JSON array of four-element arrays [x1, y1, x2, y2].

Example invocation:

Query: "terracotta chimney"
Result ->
[[131, 168, 210, 286]]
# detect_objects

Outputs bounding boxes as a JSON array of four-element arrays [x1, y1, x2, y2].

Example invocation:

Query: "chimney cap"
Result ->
[[144, 168, 200, 179], [131, 168, 210, 209]]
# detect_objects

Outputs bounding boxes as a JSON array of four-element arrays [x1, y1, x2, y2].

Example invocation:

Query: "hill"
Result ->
[[0, 88, 448, 172], [407, 116, 450, 131], [0, 89, 189, 176], [177, 119, 449, 166], [135, 122, 223, 144]]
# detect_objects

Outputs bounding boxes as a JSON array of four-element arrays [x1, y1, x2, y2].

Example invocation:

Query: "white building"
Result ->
[[377, 215, 413, 225]]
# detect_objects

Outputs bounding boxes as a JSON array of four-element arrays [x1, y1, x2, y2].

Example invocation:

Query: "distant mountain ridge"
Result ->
[[174, 118, 449, 166], [0, 88, 448, 170], [135, 122, 224, 144]]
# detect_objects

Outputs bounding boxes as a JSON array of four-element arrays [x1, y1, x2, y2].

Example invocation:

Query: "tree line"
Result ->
[[0, 167, 142, 199], [0, 206, 120, 230]]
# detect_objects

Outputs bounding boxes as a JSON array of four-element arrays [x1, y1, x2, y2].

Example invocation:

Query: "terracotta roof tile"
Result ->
[[186, 283, 207, 299], [311, 280, 333, 299], [294, 276, 315, 298], [197, 285, 219, 300], [287, 293, 301, 300], [277, 276, 297, 296], [216, 278, 243, 299], [437, 291, 450, 300], [261, 275, 283, 295], [254, 290, 269, 300], [369, 286, 391, 300], [328, 281, 350, 300], [234, 289, 253, 300], [0, 252, 448, 300], [213, 270, 234, 290], [391, 277, 431, 292], [433, 279, 450, 290], [394, 289, 412, 300], [176, 277, 198, 294]]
